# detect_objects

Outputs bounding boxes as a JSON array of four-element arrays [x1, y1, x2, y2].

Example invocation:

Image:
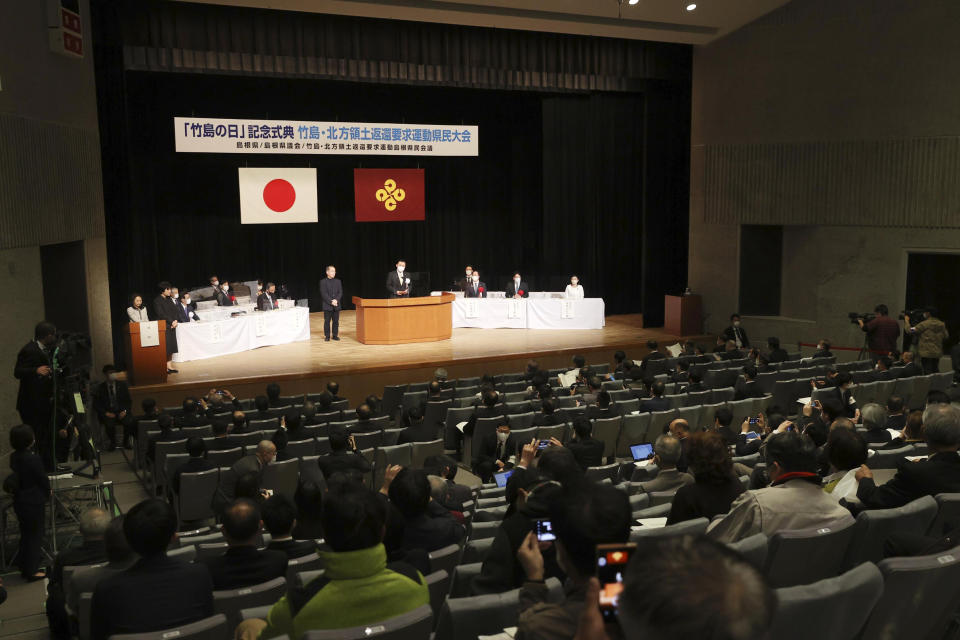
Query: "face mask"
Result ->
[[212, 281, 219, 287], [257, 285, 262, 291], [221, 285, 229, 291], [572, 280, 578, 286], [397, 266, 404, 273], [472, 275, 480, 282], [183, 297, 190, 305], [108, 373, 118, 381], [733, 321, 741, 327], [514, 278, 520, 284], [172, 293, 179, 300], [496, 431, 508, 444]]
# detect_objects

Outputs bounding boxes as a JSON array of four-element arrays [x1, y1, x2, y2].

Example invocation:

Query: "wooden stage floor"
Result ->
[[133, 311, 710, 407]]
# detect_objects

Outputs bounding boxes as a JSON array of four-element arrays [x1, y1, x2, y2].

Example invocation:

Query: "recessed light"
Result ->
[[686, 3, 697, 10], [628, 0, 639, 4]]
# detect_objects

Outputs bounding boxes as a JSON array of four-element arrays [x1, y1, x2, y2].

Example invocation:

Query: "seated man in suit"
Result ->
[[199, 499, 287, 590], [631, 434, 695, 490], [175, 291, 199, 322], [301, 401, 323, 426], [215, 280, 236, 306], [92, 499, 214, 639], [463, 271, 486, 298], [283, 410, 310, 442], [861, 402, 893, 445], [884, 395, 907, 431], [580, 377, 603, 406], [565, 417, 605, 471], [532, 398, 563, 427], [585, 390, 616, 420], [464, 389, 507, 436], [638, 380, 671, 413], [317, 426, 372, 482], [722, 313, 750, 349], [475, 417, 518, 482], [46, 507, 111, 637], [638, 340, 666, 379], [352, 403, 376, 432], [397, 406, 439, 444], [856, 403, 960, 509], [384, 467, 465, 553], [261, 495, 317, 559], [812, 339, 833, 359], [762, 336, 789, 365], [881, 409, 925, 450], [326, 381, 345, 403], [668, 418, 692, 473], [718, 340, 746, 361], [93, 364, 136, 451], [733, 365, 764, 400], [870, 355, 895, 381], [241, 483, 429, 639], [710, 407, 740, 447], [266, 383, 284, 408], [257, 282, 280, 311], [217, 441, 277, 508], [176, 398, 209, 429], [146, 414, 181, 466], [208, 420, 240, 451], [170, 437, 216, 495], [424, 454, 473, 511], [249, 396, 272, 422], [680, 372, 707, 394], [898, 350, 925, 378], [506, 272, 529, 299], [67, 517, 137, 624]]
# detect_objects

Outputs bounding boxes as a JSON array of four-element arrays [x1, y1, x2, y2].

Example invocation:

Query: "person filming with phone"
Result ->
[[515, 483, 631, 640]]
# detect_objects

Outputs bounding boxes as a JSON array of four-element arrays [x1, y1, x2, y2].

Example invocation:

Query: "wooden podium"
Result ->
[[352, 294, 455, 345], [664, 294, 702, 337], [124, 320, 168, 386]]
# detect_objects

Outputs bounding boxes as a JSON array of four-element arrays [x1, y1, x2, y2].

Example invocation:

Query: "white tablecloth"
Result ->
[[173, 307, 310, 362], [451, 298, 605, 330]]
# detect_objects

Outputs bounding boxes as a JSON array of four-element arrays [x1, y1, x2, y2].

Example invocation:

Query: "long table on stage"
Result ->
[[173, 306, 310, 362], [451, 297, 605, 329]]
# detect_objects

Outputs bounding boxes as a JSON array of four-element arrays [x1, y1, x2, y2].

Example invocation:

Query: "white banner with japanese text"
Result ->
[[174, 117, 478, 156]]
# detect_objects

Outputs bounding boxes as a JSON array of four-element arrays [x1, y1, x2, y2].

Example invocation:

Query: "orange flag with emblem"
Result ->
[[354, 168, 425, 222]]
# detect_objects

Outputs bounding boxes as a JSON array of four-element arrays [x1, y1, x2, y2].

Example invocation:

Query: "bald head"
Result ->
[[669, 418, 690, 439], [79, 507, 111, 540], [256, 440, 277, 465], [830, 418, 856, 432]]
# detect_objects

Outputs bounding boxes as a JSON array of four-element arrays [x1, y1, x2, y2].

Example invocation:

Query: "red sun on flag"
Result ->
[[263, 179, 296, 212]]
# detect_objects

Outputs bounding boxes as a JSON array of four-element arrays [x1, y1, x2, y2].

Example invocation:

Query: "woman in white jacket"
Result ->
[[564, 275, 584, 299]]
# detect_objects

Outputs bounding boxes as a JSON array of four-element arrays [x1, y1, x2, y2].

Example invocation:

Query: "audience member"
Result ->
[[813, 339, 833, 358], [261, 495, 317, 558], [565, 418, 605, 471], [317, 426, 371, 481], [723, 313, 750, 349], [384, 467, 465, 552], [242, 483, 429, 639], [734, 365, 763, 400], [93, 364, 135, 451], [91, 499, 213, 639], [764, 337, 789, 364], [476, 416, 518, 482], [711, 407, 739, 446], [266, 383, 283, 407], [822, 427, 868, 502], [885, 395, 907, 431], [326, 381, 345, 402], [667, 418, 691, 472], [633, 434, 694, 490], [573, 535, 774, 640], [176, 398, 208, 428], [424, 454, 472, 510], [397, 405, 439, 444], [516, 484, 631, 640], [681, 371, 707, 393], [46, 507, 111, 637], [667, 432, 744, 525], [584, 390, 615, 420], [9, 424, 49, 582], [145, 413, 180, 465], [707, 432, 853, 543], [67, 517, 136, 621], [881, 409, 924, 449], [861, 402, 892, 445], [199, 498, 287, 590], [856, 404, 960, 509], [532, 398, 562, 426], [637, 380, 670, 412]]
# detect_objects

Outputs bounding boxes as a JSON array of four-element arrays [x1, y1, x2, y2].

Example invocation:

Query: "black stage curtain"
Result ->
[[92, 2, 690, 363]]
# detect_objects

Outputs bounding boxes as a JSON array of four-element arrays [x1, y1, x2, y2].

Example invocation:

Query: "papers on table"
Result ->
[[456, 421, 469, 433], [558, 370, 578, 387], [632, 517, 668, 529], [887, 428, 903, 440], [666, 343, 684, 357]]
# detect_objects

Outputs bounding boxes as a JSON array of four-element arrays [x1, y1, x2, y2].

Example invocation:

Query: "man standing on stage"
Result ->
[[14, 321, 58, 470], [319, 265, 343, 342], [457, 266, 474, 292], [386, 259, 410, 298], [506, 271, 529, 299]]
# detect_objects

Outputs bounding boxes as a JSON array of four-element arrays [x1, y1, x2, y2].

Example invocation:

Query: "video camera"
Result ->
[[899, 309, 925, 321], [848, 312, 875, 325]]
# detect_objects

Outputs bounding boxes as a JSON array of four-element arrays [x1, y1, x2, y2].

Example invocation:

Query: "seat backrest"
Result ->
[[302, 604, 434, 640], [763, 518, 856, 588], [449, 562, 483, 598], [617, 413, 652, 457], [283, 438, 317, 459], [591, 417, 621, 459], [647, 410, 678, 440], [676, 405, 702, 430], [178, 468, 220, 523], [843, 495, 939, 569], [861, 544, 960, 639], [411, 439, 444, 470], [425, 569, 451, 618], [107, 614, 228, 640], [585, 463, 620, 483], [536, 424, 567, 443], [381, 384, 408, 422], [434, 581, 560, 640], [461, 538, 494, 565], [429, 543, 461, 577], [726, 533, 768, 569], [212, 577, 287, 633], [261, 458, 300, 500], [630, 517, 708, 541], [468, 521, 501, 540], [629, 492, 651, 512], [928, 493, 960, 537], [868, 445, 915, 469], [769, 563, 883, 640]]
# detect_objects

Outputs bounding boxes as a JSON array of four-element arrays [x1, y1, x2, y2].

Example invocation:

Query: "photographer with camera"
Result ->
[[856, 304, 900, 361], [905, 306, 949, 373], [14, 321, 58, 471]]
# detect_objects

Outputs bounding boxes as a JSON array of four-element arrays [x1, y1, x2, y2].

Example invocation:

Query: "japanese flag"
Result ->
[[238, 168, 318, 224]]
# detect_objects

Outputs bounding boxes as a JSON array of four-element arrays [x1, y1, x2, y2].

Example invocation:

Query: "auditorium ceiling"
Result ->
[[178, 0, 792, 45]]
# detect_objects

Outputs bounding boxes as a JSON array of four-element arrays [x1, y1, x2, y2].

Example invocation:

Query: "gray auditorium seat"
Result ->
[[461, 537, 495, 565], [303, 604, 434, 640], [434, 579, 562, 640], [726, 533, 768, 569], [762, 517, 856, 588], [630, 517, 709, 542], [213, 577, 286, 633], [428, 544, 461, 577], [843, 495, 938, 569], [107, 614, 228, 640]]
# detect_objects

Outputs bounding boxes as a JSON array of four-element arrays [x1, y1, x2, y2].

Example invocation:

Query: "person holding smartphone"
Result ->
[[515, 483, 631, 640]]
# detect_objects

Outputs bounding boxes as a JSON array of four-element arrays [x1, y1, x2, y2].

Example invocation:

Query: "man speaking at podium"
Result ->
[[386, 259, 411, 298]]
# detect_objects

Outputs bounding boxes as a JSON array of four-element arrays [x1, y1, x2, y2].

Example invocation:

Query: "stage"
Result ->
[[130, 311, 711, 409]]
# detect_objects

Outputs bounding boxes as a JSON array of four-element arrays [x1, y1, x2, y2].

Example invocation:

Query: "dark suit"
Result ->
[[398, 500, 465, 553], [14, 341, 55, 468], [317, 450, 372, 481], [476, 433, 518, 482], [215, 289, 236, 306], [639, 351, 666, 378], [93, 379, 136, 447], [764, 348, 789, 364], [857, 452, 960, 509], [722, 325, 750, 348], [682, 381, 708, 394], [505, 281, 530, 298], [266, 538, 317, 559], [585, 406, 616, 420], [199, 545, 288, 590], [397, 420, 440, 444], [734, 379, 764, 401], [10, 450, 49, 577], [464, 281, 487, 298], [885, 414, 907, 431], [319, 277, 343, 338], [386, 270, 410, 298], [435, 479, 474, 512], [567, 437, 605, 470], [152, 294, 178, 357], [639, 397, 672, 413], [176, 302, 198, 322], [897, 362, 924, 378], [92, 555, 214, 640], [257, 291, 279, 311], [532, 412, 563, 427], [46, 539, 108, 636], [207, 436, 241, 451]]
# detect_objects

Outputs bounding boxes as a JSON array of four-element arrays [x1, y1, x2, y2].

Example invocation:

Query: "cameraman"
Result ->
[[14, 322, 58, 471], [857, 304, 900, 361], [905, 306, 949, 373]]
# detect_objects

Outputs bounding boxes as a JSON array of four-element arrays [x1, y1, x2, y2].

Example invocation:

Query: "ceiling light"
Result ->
[[686, 3, 697, 10], [628, 0, 639, 4]]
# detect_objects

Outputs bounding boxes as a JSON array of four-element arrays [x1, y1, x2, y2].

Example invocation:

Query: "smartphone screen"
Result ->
[[537, 439, 551, 450], [535, 519, 556, 542], [744, 431, 760, 441], [596, 543, 635, 623], [748, 417, 759, 425]]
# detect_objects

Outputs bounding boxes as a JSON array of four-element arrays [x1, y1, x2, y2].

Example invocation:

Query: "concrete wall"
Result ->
[[689, 0, 960, 357], [0, 0, 110, 453]]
